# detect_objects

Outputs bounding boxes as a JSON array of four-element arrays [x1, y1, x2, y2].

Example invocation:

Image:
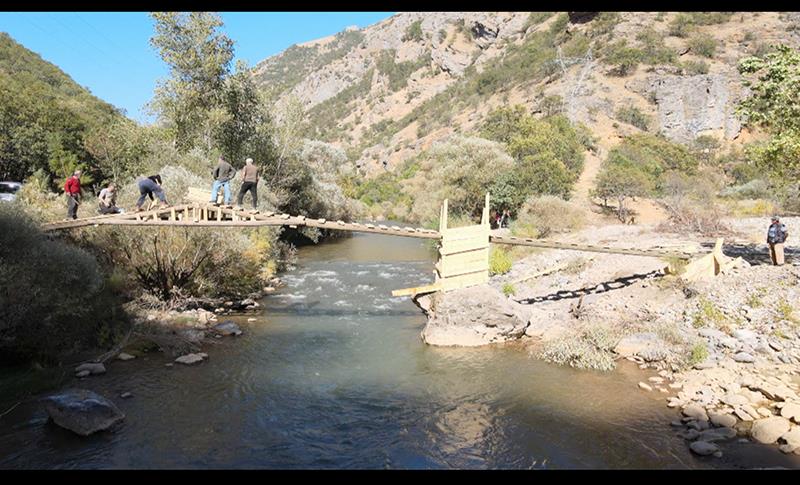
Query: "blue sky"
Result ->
[[0, 12, 394, 124]]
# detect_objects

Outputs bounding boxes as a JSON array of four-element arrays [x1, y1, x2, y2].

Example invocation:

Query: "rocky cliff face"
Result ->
[[252, 12, 800, 172]]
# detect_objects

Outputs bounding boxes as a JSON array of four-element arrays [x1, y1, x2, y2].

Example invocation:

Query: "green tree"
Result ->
[[149, 12, 235, 152], [593, 163, 652, 221], [737, 45, 800, 180]]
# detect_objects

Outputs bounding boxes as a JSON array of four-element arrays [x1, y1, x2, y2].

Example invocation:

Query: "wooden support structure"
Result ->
[[393, 194, 491, 297]]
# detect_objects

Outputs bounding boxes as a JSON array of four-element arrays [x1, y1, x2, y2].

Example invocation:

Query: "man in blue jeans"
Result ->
[[210, 156, 235, 206], [136, 174, 168, 211]]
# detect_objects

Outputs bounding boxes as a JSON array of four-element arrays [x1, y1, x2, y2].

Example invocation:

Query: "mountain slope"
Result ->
[[253, 12, 800, 175], [0, 32, 125, 181]]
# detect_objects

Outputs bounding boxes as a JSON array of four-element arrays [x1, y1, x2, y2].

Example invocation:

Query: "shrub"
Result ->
[[403, 20, 423, 42], [0, 204, 126, 362], [401, 136, 515, 225], [719, 179, 771, 200], [538, 325, 619, 371], [511, 195, 586, 239], [489, 246, 513, 275], [603, 40, 642, 76], [687, 342, 709, 367], [681, 59, 709, 75], [615, 105, 652, 131], [692, 297, 726, 328], [502, 283, 516, 297], [688, 33, 717, 58], [669, 13, 695, 38]]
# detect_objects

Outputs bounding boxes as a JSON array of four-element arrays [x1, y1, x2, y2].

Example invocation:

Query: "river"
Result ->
[[1, 231, 799, 469]]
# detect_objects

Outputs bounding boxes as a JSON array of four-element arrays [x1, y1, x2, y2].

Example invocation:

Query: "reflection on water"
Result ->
[[1, 231, 799, 469]]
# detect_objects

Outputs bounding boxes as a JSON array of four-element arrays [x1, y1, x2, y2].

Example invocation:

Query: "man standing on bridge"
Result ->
[[767, 216, 789, 266], [210, 155, 235, 206], [64, 169, 82, 220], [236, 158, 259, 211]]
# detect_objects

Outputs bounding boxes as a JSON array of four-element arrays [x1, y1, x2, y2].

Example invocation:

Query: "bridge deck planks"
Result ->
[[40, 203, 701, 259]]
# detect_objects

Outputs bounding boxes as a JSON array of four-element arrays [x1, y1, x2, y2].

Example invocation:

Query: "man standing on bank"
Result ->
[[64, 169, 82, 220], [767, 216, 789, 266], [236, 157, 259, 211], [210, 155, 235, 206]]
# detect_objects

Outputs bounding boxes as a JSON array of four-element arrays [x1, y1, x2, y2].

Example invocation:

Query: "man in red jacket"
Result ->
[[64, 170, 82, 220]]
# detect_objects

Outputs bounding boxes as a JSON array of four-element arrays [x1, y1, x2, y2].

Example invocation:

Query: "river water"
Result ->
[[1, 231, 799, 469]]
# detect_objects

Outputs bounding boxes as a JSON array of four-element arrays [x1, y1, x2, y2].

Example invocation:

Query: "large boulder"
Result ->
[[175, 352, 208, 365], [213, 321, 243, 337], [417, 285, 529, 347], [74, 363, 106, 376], [751, 417, 792, 444], [43, 389, 125, 436]]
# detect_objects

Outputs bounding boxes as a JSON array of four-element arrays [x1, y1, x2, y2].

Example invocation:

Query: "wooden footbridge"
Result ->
[[42, 193, 725, 296]]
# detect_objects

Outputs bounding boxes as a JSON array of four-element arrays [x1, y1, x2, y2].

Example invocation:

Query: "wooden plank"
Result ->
[[438, 271, 489, 292], [440, 234, 489, 255], [391, 282, 442, 297], [438, 248, 489, 277], [442, 224, 487, 240], [489, 235, 696, 260]]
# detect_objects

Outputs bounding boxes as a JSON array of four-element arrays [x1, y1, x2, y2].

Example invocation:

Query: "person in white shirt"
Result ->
[[98, 182, 123, 214]]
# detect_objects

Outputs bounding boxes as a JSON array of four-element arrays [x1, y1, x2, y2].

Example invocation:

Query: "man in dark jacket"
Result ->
[[64, 170, 82, 220], [210, 155, 235, 206], [767, 216, 789, 266]]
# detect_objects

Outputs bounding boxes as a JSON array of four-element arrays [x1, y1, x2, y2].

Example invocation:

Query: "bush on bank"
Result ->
[[0, 204, 128, 363]]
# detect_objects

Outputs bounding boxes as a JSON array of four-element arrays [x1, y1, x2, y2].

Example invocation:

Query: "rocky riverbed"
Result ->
[[414, 217, 800, 460]]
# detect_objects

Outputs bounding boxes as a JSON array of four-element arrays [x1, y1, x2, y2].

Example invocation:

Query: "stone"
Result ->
[[639, 382, 653, 392], [689, 441, 720, 456], [689, 420, 710, 431], [780, 402, 800, 422], [120, 392, 132, 399], [247, 318, 257, 323], [758, 407, 773, 418], [779, 427, 800, 453], [710, 412, 737, 428], [174, 353, 208, 365], [75, 370, 90, 378], [117, 352, 135, 361], [721, 393, 750, 406], [43, 389, 125, 436], [670, 420, 684, 427], [734, 407, 754, 422], [751, 417, 792, 444], [733, 352, 755, 363], [164, 363, 174, 367], [733, 329, 757, 341], [213, 321, 243, 337], [741, 404, 761, 420], [682, 404, 709, 422], [420, 286, 529, 346], [769, 341, 784, 352], [698, 427, 737, 442], [74, 363, 106, 375], [648, 376, 664, 384]]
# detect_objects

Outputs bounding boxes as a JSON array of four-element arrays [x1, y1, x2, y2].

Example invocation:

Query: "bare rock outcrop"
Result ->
[[414, 285, 529, 346], [629, 72, 746, 143]]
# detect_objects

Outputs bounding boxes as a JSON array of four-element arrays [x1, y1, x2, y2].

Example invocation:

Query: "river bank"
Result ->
[[416, 216, 800, 462]]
